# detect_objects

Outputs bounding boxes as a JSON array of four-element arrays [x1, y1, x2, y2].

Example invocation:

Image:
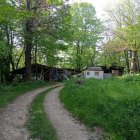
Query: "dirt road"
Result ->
[[44, 87, 91, 140], [0, 84, 61, 140]]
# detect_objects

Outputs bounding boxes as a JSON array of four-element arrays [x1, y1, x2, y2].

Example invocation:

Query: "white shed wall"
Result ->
[[84, 70, 104, 79]]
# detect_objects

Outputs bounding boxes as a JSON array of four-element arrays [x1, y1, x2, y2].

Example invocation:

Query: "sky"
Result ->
[[69, 0, 117, 19]]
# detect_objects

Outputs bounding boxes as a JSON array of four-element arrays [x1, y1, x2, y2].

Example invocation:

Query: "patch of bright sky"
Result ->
[[69, 0, 117, 19]]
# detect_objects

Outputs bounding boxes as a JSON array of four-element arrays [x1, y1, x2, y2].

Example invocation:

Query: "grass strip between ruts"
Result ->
[[27, 87, 59, 140]]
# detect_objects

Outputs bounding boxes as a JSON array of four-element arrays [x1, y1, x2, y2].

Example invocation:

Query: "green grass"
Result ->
[[60, 75, 140, 140], [0, 81, 48, 109], [27, 88, 58, 140]]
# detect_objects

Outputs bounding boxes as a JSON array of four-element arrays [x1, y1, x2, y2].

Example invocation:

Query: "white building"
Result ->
[[83, 66, 124, 79], [84, 67, 105, 79]]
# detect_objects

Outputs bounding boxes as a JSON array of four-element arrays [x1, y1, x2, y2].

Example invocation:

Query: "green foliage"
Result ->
[[0, 0, 71, 82], [0, 0, 103, 79], [66, 2, 102, 69], [0, 81, 47, 109], [60, 76, 140, 140], [0, 41, 10, 59], [70, 3, 101, 45], [27, 89, 58, 140], [0, 0, 16, 21], [48, 0, 63, 5], [100, 38, 126, 66], [103, 0, 140, 71]]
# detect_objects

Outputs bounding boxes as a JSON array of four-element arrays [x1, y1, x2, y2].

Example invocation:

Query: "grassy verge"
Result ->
[[0, 81, 48, 109], [27, 88, 58, 140], [60, 75, 140, 140]]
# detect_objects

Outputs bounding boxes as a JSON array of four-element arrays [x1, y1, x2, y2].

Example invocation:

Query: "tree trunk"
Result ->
[[90, 49, 96, 66], [130, 50, 138, 73], [76, 41, 81, 71], [4, 25, 14, 82], [25, 19, 33, 81], [0, 69, 4, 83], [124, 51, 130, 73], [24, 0, 33, 81]]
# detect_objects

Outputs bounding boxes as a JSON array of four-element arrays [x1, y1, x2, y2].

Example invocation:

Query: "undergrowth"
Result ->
[[60, 75, 140, 140]]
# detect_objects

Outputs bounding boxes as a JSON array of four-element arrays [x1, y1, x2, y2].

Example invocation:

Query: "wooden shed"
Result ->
[[11, 64, 80, 81]]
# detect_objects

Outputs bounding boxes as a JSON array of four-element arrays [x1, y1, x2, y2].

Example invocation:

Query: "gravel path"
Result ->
[[44, 87, 91, 140], [0, 84, 61, 140]]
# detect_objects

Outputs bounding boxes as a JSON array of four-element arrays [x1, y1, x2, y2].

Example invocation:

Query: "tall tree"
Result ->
[[104, 0, 140, 73], [0, 0, 20, 82], [67, 2, 102, 70], [24, 0, 34, 80]]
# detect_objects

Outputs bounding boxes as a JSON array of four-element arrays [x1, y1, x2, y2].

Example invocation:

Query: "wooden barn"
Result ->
[[11, 64, 80, 81]]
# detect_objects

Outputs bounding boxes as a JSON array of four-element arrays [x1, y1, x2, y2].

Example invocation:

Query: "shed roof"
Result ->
[[85, 66, 125, 72], [11, 63, 81, 74], [86, 67, 103, 71]]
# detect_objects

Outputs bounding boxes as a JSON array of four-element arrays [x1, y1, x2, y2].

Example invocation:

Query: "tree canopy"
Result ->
[[1, 0, 140, 83]]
